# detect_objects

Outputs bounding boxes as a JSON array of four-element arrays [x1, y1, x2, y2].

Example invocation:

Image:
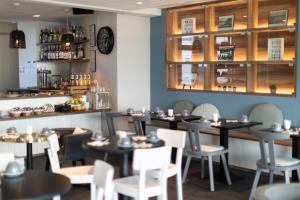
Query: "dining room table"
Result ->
[[82, 134, 165, 200], [1, 170, 71, 199], [0, 133, 48, 170], [211, 119, 262, 183]]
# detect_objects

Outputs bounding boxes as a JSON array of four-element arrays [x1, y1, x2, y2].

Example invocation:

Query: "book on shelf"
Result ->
[[181, 50, 192, 62], [181, 18, 196, 34], [181, 64, 196, 86], [268, 38, 284, 60]]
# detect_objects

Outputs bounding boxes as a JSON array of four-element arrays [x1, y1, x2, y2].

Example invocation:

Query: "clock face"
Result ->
[[97, 26, 114, 55]]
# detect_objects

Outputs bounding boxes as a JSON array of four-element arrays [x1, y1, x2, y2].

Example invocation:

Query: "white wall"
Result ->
[[0, 22, 19, 91], [116, 14, 150, 111]]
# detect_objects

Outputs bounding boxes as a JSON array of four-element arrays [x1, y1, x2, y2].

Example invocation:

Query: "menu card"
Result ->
[[181, 18, 196, 34], [268, 38, 284, 60]]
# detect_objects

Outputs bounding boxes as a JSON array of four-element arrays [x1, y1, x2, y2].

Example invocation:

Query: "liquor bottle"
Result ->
[[44, 29, 49, 43], [40, 30, 44, 43], [49, 28, 54, 42], [79, 74, 83, 86], [83, 74, 87, 86], [75, 74, 79, 86], [87, 74, 91, 86]]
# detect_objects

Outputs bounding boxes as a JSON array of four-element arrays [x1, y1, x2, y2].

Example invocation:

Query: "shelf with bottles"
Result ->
[[37, 39, 89, 46], [36, 58, 90, 63], [167, 63, 206, 90]]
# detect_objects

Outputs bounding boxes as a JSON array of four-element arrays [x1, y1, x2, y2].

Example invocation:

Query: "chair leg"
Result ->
[[45, 157, 50, 171], [284, 170, 290, 184], [249, 168, 262, 200], [269, 170, 274, 184], [90, 183, 96, 200], [208, 155, 215, 192], [176, 171, 183, 200], [182, 155, 192, 184], [220, 153, 232, 186], [201, 157, 205, 179], [104, 153, 108, 162], [72, 161, 76, 166], [297, 169, 300, 182]]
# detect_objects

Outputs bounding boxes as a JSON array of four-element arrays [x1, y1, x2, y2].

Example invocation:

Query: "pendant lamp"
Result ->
[[61, 15, 74, 47], [10, 2, 26, 49], [10, 29, 26, 48]]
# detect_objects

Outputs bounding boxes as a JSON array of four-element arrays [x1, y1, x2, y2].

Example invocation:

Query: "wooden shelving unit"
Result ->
[[36, 58, 90, 63], [166, 0, 297, 96], [36, 39, 89, 46]]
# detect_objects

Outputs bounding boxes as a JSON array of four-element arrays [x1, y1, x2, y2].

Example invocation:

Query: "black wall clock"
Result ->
[[97, 26, 114, 55]]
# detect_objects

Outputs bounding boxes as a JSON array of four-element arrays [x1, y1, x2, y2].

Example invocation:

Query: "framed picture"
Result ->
[[181, 18, 196, 34], [89, 24, 96, 47], [268, 10, 288, 27], [90, 50, 96, 72], [218, 15, 234, 31]]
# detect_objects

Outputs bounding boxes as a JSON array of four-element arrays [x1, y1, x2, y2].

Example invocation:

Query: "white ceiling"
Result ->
[[0, 0, 213, 21]]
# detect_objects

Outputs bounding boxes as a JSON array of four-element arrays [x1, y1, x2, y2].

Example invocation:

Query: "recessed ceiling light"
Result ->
[[33, 14, 40, 18], [136, 1, 143, 5], [13, 2, 20, 6]]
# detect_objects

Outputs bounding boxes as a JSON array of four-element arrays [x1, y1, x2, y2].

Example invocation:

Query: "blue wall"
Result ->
[[150, 8, 300, 126]]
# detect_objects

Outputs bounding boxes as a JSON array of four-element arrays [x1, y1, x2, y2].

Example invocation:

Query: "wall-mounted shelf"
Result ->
[[166, 0, 297, 96], [37, 40, 89, 46], [36, 58, 90, 63]]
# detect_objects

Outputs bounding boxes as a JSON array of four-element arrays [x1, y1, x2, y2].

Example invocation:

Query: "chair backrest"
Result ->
[[47, 134, 61, 172], [157, 129, 186, 168], [191, 103, 220, 120], [173, 100, 193, 114], [249, 103, 283, 129], [105, 112, 124, 135], [93, 160, 114, 200], [250, 128, 289, 167], [182, 120, 211, 153], [63, 132, 92, 161], [133, 146, 171, 198], [132, 114, 151, 136], [0, 153, 15, 172]]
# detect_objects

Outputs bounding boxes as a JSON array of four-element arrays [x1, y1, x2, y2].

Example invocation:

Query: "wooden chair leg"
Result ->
[[182, 155, 192, 184], [220, 153, 232, 185], [208, 156, 214, 192], [201, 157, 205, 179], [269, 170, 274, 184], [249, 168, 262, 200], [285, 170, 290, 184]]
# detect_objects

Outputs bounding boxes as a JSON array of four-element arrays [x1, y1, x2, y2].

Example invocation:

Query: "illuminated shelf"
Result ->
[[166, 0, 297, 97]]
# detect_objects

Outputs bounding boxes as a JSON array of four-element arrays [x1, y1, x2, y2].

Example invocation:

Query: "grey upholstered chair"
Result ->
[[132, 114, 151, 136], [182, 120, 232, 191], [254, 183, 300, 200], [173, 100, 194, 114], [249, 128, 300, 200], [191, 103, 220, 120], [105, 112, 124, 135], [249, 103, 283, 129]]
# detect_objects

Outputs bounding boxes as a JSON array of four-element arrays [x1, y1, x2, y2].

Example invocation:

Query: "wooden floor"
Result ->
[[33, 155, 286, 200]]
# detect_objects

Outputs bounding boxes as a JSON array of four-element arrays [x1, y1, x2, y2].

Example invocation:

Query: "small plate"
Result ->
[[118, 142, 133, 148], [147, 138, 160, 143], [91, 136, 107, 141], [272, 129, 283, 133]]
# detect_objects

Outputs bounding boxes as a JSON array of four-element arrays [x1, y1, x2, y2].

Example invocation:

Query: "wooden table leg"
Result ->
[[292, 137, 300, 181]]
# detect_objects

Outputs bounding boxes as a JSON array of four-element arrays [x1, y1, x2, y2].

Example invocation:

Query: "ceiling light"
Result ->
[[136, 1, 143, 5], [13, 2, 20, 6], [33, 14, 40, 18]]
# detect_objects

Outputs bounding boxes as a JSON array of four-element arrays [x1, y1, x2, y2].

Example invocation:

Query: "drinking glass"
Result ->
[[212, 113, 219, 122], [284, 120, 291, 130], [168, 109, 174, 117]]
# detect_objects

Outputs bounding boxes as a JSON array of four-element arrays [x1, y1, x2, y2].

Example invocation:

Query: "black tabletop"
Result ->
[[83, 135, 165, 155], [211, 119, 262, 130], [151, 114, 201, 123], [1, 170, 71, 200]]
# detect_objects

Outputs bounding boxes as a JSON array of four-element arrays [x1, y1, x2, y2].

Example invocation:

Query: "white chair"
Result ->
[[92, 160, 114, 200], [114, 146, 172, 200], [182, 121, 232, 192], [254, 183, 300, 200], [147, 129, 186, 200], [249, 128, 300, 200], [47, 134, 95, 200]]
